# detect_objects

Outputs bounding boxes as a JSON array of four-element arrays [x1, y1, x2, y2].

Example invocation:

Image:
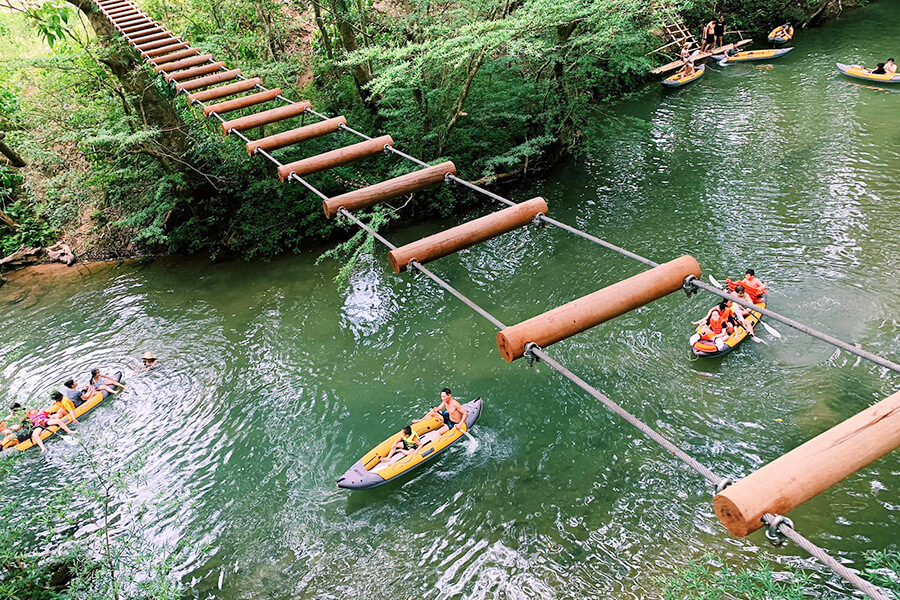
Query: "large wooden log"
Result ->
[[388, 198, 548, 273], [122, 22, 159, 34], [219, 101, 311, 134], [123, 26, 164, 40], [115, 16, 151, 28], [276, 135, 392, 181], [187, 78, 261, 103], [496, 255, 701, 361], [202, 88, 281, 117], [175, 69, 241, 93], [154, 54, 212, 73], [714, 389, 900, 537], [322, 161, 456, 219], [164, 62, 225, 83], [246, 116, 345, 156]]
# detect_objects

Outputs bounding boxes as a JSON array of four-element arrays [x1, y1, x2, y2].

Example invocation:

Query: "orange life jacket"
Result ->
[[708, 310, 728, 334], [739, 277, 766, 302]]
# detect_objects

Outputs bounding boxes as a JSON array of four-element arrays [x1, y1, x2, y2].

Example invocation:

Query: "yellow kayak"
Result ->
[[7, 372, 123, 451], [836, 63, 900, 83], [662, 64, 705, 88], [719, 47, 793, 62], [337, 397, 483, 489], [690, 301, 766, 358], [768, 26, 793, 44]]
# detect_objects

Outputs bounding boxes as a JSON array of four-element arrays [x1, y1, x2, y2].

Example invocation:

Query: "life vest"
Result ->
[[401, 432, 419, 449], [29, 411, 49, 427], [739, 277, 766, 302], [708, 308, 732, 333]]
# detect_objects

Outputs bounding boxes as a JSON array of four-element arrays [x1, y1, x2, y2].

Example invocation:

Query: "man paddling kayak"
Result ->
[[727, 269, 768, 303], [416, 388, 468, 436]]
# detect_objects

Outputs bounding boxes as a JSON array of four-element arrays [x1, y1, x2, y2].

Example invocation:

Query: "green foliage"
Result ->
[[0, 199, 57, 255], [866, 549, 900, 593], [27, 0, 75, 48]]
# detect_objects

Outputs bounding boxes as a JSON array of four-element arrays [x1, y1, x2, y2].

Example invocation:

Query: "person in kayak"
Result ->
[[1, 404, 30, 448], [89, 369, 124, 395], [886, 59, 897, 74], [872, 63, 888, 75], [48, 390, 78, 425], [140, 352, 159, 372], [727, 269, 768, 303], [380, 425, 421, 463], [730, 285, 756, 337], [772, 23, 793, 40], [417, 388, 468, 436], [26, 408, 75, 453], [676, 59, 696, 79], [63, 378, 95, 408]]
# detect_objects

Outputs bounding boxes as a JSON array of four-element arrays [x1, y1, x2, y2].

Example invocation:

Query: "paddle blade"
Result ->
[[59, 435, 77, 445], [708, 275, 724, 289], [761, 321, 782, 339]]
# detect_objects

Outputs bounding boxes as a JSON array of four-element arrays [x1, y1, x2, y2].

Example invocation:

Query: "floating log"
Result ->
[[175, 69, 241, 93], [154, 54, 211, 73], [496, 255, 701, 361], [187, 78, 261, 103], [135, 37, 179, 52], [130, 31, 170, 45], [202, 88, 281, 117], [246, 116, 346, 156], [276, 135, 392, 181], [148, 47, 200, 65], [322, 161, 456, 219], [219, 101, 311, 134], [141, 42, 190, 58], [714, 389, 900, 537], [388, 198, 547, 273], [164, 62, 224, 83], [387, 198, 548, 273]]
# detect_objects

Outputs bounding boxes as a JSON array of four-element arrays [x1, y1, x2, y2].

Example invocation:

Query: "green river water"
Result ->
[[2, 3, 900, 598]]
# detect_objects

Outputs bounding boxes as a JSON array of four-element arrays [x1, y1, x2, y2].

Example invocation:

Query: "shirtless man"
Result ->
[[700, 19, 716, 53], [417, 388, 467, 436], [886, 58, 897, 74]]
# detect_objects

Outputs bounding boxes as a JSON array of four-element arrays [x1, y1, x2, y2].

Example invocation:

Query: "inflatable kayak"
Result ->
[[690, 301, 766, 358], [836, 62, 900, 84], [717, 47, 793, 63], [767, 27, 793, 44], [662, 64, 705, 88], [337, 397, 482, 490], [11, 371, 123, 452]]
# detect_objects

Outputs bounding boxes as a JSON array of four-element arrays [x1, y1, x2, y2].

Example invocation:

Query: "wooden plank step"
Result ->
[[141, 42, 190, 58], [154, 53, 211, 73], [137, 37, 185, 52], [277, 135, 392, 181], [201, 88, 281, 116], [220, 101, 311, 134], [130, 31, 171, 45], [164, 62, 224, 83], [322, 161, 456, 218], [246, 116, 345, 155], [122, 23, 161, 36], [187, 78, 261, 103], [148, 47, 201, 65], [175, 69, 241, 93]]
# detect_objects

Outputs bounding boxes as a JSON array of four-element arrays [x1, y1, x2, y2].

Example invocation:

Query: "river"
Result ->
[[2, 2, 899, 598]]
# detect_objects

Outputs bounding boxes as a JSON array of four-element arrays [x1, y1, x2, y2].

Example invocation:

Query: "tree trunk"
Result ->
[[0, 133, 26, 168], [0, 209, 19, 231], [437, 49, 486, 156], [330, 0, 374, 105], [311, 0, 334, 60], [65, 0, 192, 162], [253, 0, 279, 61]]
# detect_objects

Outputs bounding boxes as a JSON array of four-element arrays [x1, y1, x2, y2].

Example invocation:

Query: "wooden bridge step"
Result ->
[[175, 69, 242, 93], [164, 62, 225, 83], [245, 116, 346, 156], [154, 53, 211, 73], [148, 47, 201, 65], [323, 161, 456, 218], [136, 36, 180, 52], [277, 135, 392, 181], [219, 101, 311, 135], [187, 78, 262, 104], [130, 31, 171, 45], [141, 42, 191, 59], [202, 88, 281, 117]]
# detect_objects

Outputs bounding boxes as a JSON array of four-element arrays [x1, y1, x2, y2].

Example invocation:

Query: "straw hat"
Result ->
[[141, 351, 156, 360]]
